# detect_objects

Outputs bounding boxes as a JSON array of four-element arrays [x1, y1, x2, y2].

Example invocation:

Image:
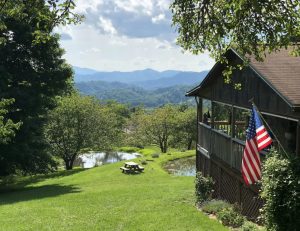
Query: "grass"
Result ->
[[0, 148, 228, 231]]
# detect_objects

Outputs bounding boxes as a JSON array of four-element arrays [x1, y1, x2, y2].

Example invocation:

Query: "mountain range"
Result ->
[[73, 66, 208, 107]]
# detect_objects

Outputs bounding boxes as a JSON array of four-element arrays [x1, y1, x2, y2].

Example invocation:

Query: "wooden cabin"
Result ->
[[187, 48, 300, 220]]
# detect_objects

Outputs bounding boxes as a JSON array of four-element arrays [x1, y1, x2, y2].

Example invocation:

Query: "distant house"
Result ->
[[187, 48, 300, 219]]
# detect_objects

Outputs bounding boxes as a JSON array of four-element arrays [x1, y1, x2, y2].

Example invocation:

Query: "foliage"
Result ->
[[0, 0, 78, 176], [45, 94, 121, 170], [216, 207, 245, 228], [117, 146, 141, 153], [127, 105, 178, 153], [195, 172, 214, 203], [126, 105, 197, 152], [201, 199, 232, 215], [0, 148, 228, 231], [0, 0, 82, 45], [0, 99, 21, 144], [77, 81, 196, 108], [171, 0, 300, 73], [241, 221, 264, 231], [260, 149, 300, 231], [172, 106, 197, 150]]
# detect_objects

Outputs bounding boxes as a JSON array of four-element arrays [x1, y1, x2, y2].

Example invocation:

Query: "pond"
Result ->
[[164, 156, 196, 176], [75, 152, 141, 168]]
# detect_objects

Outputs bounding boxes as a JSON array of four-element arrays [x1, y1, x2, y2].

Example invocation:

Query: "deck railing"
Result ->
[[198, 122, 245, 170]]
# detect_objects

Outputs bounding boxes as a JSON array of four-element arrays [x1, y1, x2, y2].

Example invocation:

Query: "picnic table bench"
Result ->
[[120, 162, 144, 174]]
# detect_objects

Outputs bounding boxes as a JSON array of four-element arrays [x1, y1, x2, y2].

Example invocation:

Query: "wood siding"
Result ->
[[198, 64, 295, 117]]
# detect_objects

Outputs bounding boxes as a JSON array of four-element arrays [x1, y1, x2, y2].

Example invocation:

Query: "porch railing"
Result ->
[[198, 122, 245, 170]]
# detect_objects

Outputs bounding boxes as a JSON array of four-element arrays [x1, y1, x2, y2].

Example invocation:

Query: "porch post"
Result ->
[[230, 105, 235, 167], [296, 120, 300, 157], [196, 97, 202, 171], [211, 101, 215, 129]]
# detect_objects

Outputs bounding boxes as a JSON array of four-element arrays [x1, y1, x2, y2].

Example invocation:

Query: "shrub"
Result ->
[[241, 221, 263, 231], [195, 172, 214, 203], [140, 160, 148, 165], [216, 207, 244, 228], [201, 199, 231, 214], [151, 153, 160, 158], [118, 147, 140, 153], [260, 149, 300, 231]]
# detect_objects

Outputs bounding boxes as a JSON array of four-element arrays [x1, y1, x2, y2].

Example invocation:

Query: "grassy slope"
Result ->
[[0, 148, 228, 231]]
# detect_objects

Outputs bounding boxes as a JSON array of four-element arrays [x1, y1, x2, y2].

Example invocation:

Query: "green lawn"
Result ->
[[0, 148, 228, 231]]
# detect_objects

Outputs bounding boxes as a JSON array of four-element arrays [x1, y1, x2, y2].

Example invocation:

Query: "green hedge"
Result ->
[[260, 149, 300, 231]]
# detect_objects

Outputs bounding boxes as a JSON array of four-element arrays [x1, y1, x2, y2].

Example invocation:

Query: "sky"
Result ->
[[56, 0, 215, 72]]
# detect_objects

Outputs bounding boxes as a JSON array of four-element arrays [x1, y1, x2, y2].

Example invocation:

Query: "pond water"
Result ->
[[75, 152, 141, 168], [164, 156, 196, 176]]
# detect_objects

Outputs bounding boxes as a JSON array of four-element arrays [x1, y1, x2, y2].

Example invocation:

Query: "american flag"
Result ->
[[241, 106, 272, 185]]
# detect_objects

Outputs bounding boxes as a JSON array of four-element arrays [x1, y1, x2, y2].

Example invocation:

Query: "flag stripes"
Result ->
[[241, 106, 272, 185]]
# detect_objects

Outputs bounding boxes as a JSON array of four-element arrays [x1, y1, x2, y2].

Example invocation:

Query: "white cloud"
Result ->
[[115, 0, 154, 15], [152, 14, 166, 23], [97, 16, 117, 35], [59, 25, 214, 72], [56, 1, 214, 72], [75, 0, 103, 13]]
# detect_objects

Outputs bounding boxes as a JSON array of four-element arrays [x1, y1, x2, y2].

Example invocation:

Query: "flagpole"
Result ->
[[249, 98, 290, 158]]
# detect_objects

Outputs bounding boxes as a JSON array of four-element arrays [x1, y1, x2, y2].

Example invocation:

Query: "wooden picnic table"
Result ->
[[120, 161, 144, 174]]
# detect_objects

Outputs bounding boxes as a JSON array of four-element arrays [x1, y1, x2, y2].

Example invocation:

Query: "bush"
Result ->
[[195, 172, 214, 203], [216, 207, 244, 228], [118, 147, 140, 153], [241, 221, 263, 231], [140, 160, 148, 165], [260, 149, 300, 231], [151, 153, 160, 158], [201, 199, 231, 215]]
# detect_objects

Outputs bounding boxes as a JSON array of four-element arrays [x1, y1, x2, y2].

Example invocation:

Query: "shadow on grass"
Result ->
[[0, 184, 81, 205], [0, 168, 86, 193]]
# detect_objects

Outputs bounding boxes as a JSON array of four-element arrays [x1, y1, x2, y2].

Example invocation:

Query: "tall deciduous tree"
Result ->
[[0, 0, 81, 175], [133, 105, 177, 153], [45, 94, 120, 170], [171, 0, 300, 64]]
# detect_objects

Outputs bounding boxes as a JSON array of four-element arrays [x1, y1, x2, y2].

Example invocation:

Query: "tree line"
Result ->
[[45, 94, 197, 170]]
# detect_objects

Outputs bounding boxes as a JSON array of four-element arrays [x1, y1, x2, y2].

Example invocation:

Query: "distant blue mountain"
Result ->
[[134, 71, 207, 90], [73, 66, 99, 75], [73, 66, 208, 90]]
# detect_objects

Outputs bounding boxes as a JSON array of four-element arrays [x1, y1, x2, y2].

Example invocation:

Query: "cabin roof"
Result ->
[[187, 48, 300, 108]]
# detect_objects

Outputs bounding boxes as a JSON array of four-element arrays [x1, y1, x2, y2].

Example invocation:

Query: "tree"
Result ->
[[45, 94, 120, 170], [172, 107, 197, 150], [132, 105, 177, 153], [171, 0, 300, 67], [0, 0, 81, 175]]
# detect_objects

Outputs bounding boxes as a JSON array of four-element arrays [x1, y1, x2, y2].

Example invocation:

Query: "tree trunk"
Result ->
[[162, 140, 168, 153], [187, 139, 193, 150], [64, 154, 77, 170], [65, 160, 73, 170]]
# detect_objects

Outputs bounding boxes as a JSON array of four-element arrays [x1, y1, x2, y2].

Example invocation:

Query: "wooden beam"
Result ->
[[230, 105, 235, 167], [296, 121, 300, 157]]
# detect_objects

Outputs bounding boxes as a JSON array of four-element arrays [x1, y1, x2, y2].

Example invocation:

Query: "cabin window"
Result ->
[[213, 102, 231, 136], [202, 99, 212, 126], [233, 107, 250, 141]]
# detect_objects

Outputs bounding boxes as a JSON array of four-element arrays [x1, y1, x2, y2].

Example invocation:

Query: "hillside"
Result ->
[[0, 149, 227, 231], [74, 67, 207, 107], [76, 81, 196, 107]]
